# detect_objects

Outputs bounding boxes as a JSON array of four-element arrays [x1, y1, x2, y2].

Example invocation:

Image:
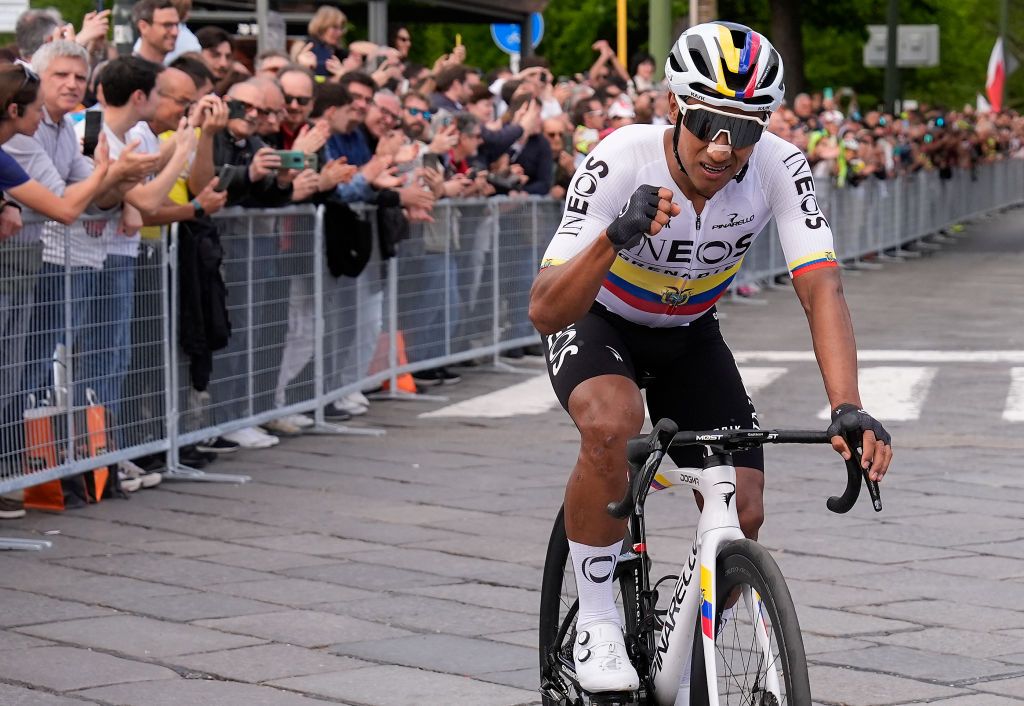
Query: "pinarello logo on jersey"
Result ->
[[711, 212, 755, 229]]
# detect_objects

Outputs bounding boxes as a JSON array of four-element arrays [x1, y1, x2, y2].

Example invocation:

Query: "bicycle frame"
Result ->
[[634, 459, 782, 706]]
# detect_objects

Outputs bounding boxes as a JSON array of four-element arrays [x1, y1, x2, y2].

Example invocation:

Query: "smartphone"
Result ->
[[83, 111, 102, 159], [272, 150, 305, 170], [95, 0, 104, 11], [423, 152, 443, 172], [227, 100, 248, 121], [455, 33, 462, 47], [823, 86, 834, 101]]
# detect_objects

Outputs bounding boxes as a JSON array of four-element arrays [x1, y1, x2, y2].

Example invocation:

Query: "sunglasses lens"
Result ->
[[683, 108, 765, 148]]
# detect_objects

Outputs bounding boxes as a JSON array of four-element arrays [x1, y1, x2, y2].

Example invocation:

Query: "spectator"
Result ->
[[507, 94, 551, 196], [571, 95, 605, 164], [278, 66, 316, 149], [196, 27, 232, 86], [431, 64, 471, 113], [605, 96, 636, 135], [253, 77, 285, 145], [629, 52, 657, 96], [14, 10, 60, 62], [132, 0, 180, 66], [306, 6, 349, 78], [0, 56, 126, 478], [543, 118, 575, 199], [255, 50, 289, 79], [390, 26, 412, 60]]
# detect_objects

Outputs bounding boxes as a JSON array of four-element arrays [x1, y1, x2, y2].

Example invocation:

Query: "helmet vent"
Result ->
[[688, 49, 710, 78]]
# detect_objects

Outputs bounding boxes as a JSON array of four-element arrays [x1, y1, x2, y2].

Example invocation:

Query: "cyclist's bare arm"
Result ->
[[530, 185, 679, 335], [529, 236, 617, 335], [792, 266, 892, 481]]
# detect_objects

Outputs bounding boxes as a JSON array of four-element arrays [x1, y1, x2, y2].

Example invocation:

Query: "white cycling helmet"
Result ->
[[665, 21, 785, 113]]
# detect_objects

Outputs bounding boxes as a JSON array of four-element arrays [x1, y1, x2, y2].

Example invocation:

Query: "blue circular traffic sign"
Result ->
[[491, 13, 544, 55]]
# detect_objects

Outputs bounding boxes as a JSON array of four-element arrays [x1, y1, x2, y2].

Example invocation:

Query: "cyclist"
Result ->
[[529, 21, 892, 694]]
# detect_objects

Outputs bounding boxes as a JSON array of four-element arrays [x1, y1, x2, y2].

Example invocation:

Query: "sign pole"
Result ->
[[617, 0, 627, 68], [884, 0, 900, 114]]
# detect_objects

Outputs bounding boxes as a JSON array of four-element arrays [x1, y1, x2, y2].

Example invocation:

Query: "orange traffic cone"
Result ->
[[368, 330, 417, 393]]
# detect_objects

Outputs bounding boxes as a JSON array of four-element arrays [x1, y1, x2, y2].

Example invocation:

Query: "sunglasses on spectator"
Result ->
[[406, 107, 432, 120], [283, 93, 312, 107], [396, 34, 411, 43], [544, 131, 562, 138], [230, 99, 271, 117], [675, 98, 768, 149]]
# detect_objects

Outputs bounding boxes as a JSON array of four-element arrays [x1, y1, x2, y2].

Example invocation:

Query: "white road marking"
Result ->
[[419, 374, 558, 418], [739, 367, 788, 395], [736, 350, 1024, 364], [1004, 368, 1024, 422], [817, 366, 939, 421], [421, 367, 789, 419]]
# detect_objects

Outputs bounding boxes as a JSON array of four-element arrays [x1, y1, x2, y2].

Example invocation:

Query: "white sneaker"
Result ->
[[279, 413, 314, 429], [335, 393, 368, 416], [249, 426, 280, 446], [120, 459, 161, 489], [117, 469, 142, 493], [349, 391, 370, 407], [223, 427, 277, 449], [573, 621, 640, 693], [262, 418, 302, 437]]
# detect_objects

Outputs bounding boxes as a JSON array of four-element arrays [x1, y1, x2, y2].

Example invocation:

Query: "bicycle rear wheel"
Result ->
[[538, 506, 645, 705], [690, 539, 810, 706]]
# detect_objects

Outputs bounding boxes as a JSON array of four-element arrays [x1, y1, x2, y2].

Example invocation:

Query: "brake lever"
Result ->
[[826, 439, 882, 514]]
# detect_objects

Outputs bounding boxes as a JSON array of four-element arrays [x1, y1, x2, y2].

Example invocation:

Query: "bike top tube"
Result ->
[[609, 418, 881, 521]]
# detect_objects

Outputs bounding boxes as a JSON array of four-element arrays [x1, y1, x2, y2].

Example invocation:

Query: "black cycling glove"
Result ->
[[605, 184, 663, 252], [826, 403, 891, 446]]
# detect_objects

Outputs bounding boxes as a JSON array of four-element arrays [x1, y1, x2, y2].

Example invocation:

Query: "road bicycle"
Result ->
[[539, 419, 882, 706]]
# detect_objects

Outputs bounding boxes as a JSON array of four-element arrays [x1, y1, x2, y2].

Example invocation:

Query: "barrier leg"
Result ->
[[0, 538, 52, 551]]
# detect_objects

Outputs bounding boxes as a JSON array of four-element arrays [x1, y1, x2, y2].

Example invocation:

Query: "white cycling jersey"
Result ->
[[540, 124, 838, 327]]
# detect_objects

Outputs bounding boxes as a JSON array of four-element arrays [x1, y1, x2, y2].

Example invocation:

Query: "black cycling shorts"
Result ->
[[543, 304, 764, 471]]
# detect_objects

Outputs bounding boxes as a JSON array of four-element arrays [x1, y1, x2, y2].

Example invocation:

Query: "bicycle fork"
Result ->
[[650, 462, 746, 706]]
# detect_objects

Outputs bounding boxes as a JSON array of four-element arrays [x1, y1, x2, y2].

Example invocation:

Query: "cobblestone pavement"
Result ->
[[1, 208, 1024, 705]]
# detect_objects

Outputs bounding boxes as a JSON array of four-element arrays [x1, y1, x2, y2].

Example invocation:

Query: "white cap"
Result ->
[[608, 97, 636, 119]]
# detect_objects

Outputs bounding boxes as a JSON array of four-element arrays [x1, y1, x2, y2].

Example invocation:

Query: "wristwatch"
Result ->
[[191, 198, 205, 218]]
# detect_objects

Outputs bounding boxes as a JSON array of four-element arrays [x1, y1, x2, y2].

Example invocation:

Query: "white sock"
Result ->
[[568, 539, 622, 630]]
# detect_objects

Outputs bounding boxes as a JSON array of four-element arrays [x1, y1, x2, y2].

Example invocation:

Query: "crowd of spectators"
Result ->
[[0, 0, 1021, 518]]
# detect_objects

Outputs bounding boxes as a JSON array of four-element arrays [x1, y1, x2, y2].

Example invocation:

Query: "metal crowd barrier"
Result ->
[[0, 160, 1021, 548]]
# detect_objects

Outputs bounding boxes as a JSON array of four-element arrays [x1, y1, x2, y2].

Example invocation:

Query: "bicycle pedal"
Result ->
[[584, 691, 640, 706]]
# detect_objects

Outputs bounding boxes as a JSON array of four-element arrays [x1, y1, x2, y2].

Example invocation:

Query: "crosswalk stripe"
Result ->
[[1004, 368, 1024, 422], [736, 350, 1024, 364], [419, 374, 558, 418], [739, 367, 788, 395], [421, 367, 790, 420], [817, 366, 938, 421]]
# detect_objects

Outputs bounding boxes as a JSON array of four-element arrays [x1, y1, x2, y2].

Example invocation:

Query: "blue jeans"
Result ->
[[83, 255, 135, 446], [25, 262, 102, 409]]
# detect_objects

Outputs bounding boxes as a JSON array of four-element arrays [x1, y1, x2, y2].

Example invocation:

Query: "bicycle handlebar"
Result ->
[[607, 420, 882, 520]]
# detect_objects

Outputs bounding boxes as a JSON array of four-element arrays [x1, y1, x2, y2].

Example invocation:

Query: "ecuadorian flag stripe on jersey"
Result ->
[[788, 250, 838, 278], [603, 257, 743, 316]]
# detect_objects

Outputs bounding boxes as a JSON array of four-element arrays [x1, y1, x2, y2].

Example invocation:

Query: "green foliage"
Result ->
[[31, 0, 94, 24]]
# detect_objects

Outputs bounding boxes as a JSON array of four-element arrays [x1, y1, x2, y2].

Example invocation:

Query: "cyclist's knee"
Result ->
[[736, 467, 765, 539], [738, 502, 764, 539], [572, 391, 644, 472]]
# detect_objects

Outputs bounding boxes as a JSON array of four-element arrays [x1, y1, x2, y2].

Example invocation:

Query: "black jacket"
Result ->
[[212, 131, 294, 208], [177, 217, 230, 391], [511, 133, 553, 195]]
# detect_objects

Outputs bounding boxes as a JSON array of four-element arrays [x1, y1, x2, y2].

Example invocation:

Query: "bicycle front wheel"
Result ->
[[690, 539, 810, 706]]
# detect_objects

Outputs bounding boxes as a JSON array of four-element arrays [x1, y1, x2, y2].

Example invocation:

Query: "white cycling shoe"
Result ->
[[574, 621, 640, 693]]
